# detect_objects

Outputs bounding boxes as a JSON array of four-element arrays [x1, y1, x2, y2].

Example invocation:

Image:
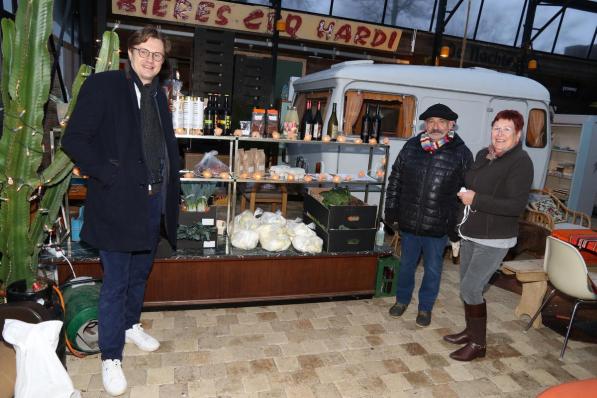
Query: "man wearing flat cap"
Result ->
[[384, 103, 472, 327]]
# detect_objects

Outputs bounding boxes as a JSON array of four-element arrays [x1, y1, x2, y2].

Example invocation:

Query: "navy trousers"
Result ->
[[395, 231, 447, 312], [98, 194, 161, 360]]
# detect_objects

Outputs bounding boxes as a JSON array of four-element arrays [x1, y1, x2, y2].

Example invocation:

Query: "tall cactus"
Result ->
[[0, 0, 120, 288]]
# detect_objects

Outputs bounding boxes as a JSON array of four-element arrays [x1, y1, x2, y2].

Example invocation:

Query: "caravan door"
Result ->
[[488, 98, 548, 188]]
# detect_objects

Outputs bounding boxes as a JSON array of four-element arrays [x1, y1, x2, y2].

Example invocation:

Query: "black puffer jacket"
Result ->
[[384, 132, 473, 239]]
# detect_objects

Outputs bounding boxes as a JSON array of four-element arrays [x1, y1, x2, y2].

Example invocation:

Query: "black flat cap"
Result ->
[[419, 103, 458, 121]]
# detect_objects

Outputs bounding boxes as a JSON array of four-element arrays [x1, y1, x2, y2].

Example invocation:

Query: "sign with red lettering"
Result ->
[[112, 0, 402, 52]]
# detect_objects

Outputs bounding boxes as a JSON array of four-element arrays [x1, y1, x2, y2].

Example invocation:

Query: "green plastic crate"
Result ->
[[375, 255, 400, 297]]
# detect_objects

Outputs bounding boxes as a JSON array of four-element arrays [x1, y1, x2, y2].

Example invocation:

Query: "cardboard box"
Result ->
[[309, 217, 376, 252], [304, 187, 377, 230], [179, 207, 217, 226]]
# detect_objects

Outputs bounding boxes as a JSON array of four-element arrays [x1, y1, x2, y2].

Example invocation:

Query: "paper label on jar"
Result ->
[[203, 240, 216, 248]]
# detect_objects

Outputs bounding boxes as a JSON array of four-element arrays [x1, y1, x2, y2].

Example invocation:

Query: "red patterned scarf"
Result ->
[[420, 130, 455, 153]]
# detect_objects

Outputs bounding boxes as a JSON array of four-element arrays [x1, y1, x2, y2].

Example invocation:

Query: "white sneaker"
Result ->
[[125, 323, 160, 352], [101, 359, 127, 396]]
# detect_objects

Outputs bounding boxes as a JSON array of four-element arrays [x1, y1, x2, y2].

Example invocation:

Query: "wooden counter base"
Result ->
[[57, 253, 379, 307]]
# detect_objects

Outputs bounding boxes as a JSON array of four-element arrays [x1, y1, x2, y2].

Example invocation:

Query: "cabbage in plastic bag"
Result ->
[[285, 220, 317, 238], [231, 229, 259, 250], [258, 224, 291, 252], [291, 235, 323, 253], [231, 210, 259, 233], [259, 210, 286, 226]]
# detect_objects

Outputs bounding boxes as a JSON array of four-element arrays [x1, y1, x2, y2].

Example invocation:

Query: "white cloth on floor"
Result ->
[[2, 319, 80, 398]]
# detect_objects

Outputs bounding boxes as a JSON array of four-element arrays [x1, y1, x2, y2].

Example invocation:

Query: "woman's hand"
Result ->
[[457, 189, 475, 206]]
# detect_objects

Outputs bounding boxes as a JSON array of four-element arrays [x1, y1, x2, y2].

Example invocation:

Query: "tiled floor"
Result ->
[[67, 259, 597, 398]]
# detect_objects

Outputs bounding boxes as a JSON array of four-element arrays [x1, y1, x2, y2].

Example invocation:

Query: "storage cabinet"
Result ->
[[545, 114, 597, 215]]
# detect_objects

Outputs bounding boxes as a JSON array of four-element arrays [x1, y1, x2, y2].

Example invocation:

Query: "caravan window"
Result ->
[[293, 90, 331, 126], [526, 109, 547, 148], [344, 91, 416, 139]]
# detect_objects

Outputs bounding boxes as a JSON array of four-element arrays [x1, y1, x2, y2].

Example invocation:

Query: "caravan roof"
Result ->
[[293, 62, 550, 103]]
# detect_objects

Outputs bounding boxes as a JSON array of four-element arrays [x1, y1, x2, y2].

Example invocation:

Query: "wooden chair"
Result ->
[[524, 189, 591, 232], [240, 183, 288, 217]]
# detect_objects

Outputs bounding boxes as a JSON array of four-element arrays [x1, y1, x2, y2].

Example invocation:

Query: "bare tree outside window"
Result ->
[[331, 0, 385, 23], [282, 0, 331, 14]]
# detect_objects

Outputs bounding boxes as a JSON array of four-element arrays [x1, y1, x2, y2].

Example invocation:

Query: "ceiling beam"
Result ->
[[538, 0, 597, 13]]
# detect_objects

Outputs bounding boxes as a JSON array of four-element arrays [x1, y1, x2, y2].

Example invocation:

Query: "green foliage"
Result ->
[[177, 224, 214, 241], [0, 0, 120, 288], [181, 182, 217, 212], [321, 187, 351, 207]]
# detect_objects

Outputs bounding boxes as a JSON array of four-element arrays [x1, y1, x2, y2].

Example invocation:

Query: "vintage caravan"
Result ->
[[289, 61, 551, 208]]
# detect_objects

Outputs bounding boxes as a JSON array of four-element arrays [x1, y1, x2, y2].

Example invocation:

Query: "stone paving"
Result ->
[[66, 260, 597, 397]]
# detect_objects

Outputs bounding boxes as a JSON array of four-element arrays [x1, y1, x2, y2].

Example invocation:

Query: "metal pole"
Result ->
[[459, 0, 471, 68], [551, 8, 566, 53], [587, 25, 597, 59], [270, 0, 282, 107], [517, 0, 537, 75], [472, 0, 484, 40], [431, 0, 447, 65]]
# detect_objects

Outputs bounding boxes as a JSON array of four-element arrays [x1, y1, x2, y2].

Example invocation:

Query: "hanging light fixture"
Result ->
[[276, 19, 286, 32], [528, 58, 538, 70], [440, 45, 450, 58]]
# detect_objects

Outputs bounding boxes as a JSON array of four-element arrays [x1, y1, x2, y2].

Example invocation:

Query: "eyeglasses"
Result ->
[[132, 47, 165, 62], [492, 126, 514, 134]]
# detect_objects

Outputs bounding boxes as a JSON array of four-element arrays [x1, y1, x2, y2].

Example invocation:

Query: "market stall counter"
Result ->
[[45, 239, 392, 307]]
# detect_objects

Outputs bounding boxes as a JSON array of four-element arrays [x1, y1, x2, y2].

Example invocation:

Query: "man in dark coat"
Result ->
[[62, 26, 180, 396], [384, 104, 472, 327]]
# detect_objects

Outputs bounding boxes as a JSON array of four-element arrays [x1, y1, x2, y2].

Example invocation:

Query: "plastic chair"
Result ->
[[525, 236, 597, 359]]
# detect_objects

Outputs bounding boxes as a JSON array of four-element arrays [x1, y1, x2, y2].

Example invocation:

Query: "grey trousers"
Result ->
[[460, 239, 509, 305]]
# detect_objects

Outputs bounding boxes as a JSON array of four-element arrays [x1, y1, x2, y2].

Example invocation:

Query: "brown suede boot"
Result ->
[[443, 304, 472, 345], [449, 302, 486, 361]]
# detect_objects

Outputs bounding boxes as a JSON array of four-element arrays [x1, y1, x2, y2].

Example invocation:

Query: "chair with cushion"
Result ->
[[525, 236, 597, 359], [524, 189, 591, 231]]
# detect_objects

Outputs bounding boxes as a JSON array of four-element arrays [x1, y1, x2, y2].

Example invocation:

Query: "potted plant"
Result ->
[[0, 0, 120, 299]]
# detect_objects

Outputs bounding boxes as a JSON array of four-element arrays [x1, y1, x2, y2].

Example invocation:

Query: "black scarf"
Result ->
[[131, 68, 165, 190]]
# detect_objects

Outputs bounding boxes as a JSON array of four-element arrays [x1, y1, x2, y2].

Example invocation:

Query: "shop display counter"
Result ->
[[47, 240, 391, 307]]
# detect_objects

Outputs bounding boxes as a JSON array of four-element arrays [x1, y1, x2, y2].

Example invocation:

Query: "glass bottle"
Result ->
[[360, 103, 372, 142], [300, 100, 313, 139], [327, 102, 339, 140], [372, 104, 382, 141], [312, 101, 323, 141], [222, 94, 231, 135], [203, 93, 214, 135]]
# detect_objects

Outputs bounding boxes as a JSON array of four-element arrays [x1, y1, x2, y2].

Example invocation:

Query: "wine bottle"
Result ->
[[327, 102, 339, 140], [222, 94, 231, 135], [313, 101, 323, 140], [203, 93, 214, 135], [300, 100, 313, 139], [372, 104, 382, 141], [360, 103, 372, 142]]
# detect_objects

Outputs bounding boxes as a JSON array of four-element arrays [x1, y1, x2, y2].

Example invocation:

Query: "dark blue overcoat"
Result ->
[[62, 69, 180, 251]]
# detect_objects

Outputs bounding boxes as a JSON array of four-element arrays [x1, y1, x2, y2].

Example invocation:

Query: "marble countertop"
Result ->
[[42, 238, 393, 263]]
